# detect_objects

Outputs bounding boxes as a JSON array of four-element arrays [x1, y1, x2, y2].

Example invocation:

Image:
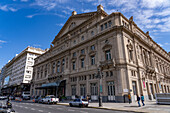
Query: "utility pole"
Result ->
[[97, 68, 103, 107]]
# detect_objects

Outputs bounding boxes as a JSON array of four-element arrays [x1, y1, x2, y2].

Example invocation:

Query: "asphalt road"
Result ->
[[0, 100, 136, 113]]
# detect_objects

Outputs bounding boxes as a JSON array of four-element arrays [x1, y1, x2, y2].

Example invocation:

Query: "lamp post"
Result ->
[[97, 68, 103, 107]]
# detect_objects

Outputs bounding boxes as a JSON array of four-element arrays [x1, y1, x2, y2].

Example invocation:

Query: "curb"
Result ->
[[56, 103, 147, 113]]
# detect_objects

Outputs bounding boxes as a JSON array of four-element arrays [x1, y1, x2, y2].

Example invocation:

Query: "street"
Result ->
[[0, 100, 136, 113]]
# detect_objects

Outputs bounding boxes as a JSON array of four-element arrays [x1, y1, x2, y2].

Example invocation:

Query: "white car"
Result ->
[[69, 99, 89, 107], [0, 96, 7, 100], [42, 95, 59, 104]]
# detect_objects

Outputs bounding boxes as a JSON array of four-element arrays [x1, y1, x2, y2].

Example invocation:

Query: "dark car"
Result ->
[[33, 96, 44, 103], [22, 96, 30, 100], [9, 96, 15, 100]]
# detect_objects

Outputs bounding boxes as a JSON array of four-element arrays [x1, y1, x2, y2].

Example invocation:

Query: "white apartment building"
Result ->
[[1, 47, 45, 96], [9, 47, 45, 85]]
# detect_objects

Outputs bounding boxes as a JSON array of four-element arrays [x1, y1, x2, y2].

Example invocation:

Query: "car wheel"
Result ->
[[48, 101, 50, 105], [69, 103, 73, 107], [79, 104, 84, 108]]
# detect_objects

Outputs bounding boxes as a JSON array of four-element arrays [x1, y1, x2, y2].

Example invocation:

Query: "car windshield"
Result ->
[[49, 96, 55, 98], [24, 93, 30, 95]]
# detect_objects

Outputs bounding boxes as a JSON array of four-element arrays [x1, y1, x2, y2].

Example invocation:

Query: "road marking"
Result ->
[[80, 111, 88, 113], [38, 110, 43, 112], [57, 108, 62, 110], [36, 105, 40, 106], [31, 108, 35, 110], [68, 109, 75, 111], [48, 112, 51, 113], [48, 107, 52, 108], [25, 107, 28, 109]]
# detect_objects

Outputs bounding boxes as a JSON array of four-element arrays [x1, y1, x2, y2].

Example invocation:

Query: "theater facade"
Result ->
[[31, 5, 170, 102]]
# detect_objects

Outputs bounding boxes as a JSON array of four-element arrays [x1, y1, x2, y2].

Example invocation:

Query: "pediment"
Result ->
[[52, 12, 98, 44]]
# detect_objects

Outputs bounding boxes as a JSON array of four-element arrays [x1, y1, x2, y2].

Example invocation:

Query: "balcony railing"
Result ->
[[99, 59, 115, 69]]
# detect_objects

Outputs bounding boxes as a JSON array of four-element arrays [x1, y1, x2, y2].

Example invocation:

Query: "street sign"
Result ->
[[100, 85, 102, 93]]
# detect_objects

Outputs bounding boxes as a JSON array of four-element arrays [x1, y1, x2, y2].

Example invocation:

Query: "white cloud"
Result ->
[[33, 44, 41, 47], [140, 0, 170, 8], [26, 14, 36, 18], [56, 23, 64, 26], [62, 10, 70, 15], [165, 43, 170, 45], [21, 0, 28, 2], [32, 0, 68, 10], [0, 5, 17, 12], [158, 43, 163, 47], [26, 13, 66, 18], [0, 40, 6, 43], [81, 9, 95, 13]]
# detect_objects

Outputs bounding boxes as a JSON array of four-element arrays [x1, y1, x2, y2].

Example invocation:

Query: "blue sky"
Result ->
[[0, 0, 170, 69]]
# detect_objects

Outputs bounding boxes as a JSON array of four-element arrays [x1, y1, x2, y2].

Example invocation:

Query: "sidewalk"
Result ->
[[58, 100, 170, 113]]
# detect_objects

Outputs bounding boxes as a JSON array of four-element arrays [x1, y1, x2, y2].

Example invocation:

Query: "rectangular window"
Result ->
[[108, 21, 112, 27], [73, 52, 76, 57], [91, 83, 98, 95], [101, 25, 103, 31], [104, 23, 107, 29], [81, 49, 85, 54], [91, 56, 95, 65], [81, 58, 84, 68], [73, 61, 76, 70], [80, 84, 86, 96], [91, 45, 95, 50], [106, 50, 111, 60], [106, 71, 109, 77], [71, 85, 76, 95], [52, 63, 55, 74], [110, 71, 113, 76]]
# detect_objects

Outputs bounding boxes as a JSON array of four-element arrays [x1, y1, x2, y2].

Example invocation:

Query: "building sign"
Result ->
[[123, 89, 128, 93]]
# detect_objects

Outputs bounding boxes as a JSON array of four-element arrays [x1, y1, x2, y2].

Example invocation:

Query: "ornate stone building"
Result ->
[[31, 5, 170, 102]]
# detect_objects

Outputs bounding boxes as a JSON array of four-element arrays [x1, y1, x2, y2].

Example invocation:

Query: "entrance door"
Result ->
[[108, 82, 115, 101], [132, 81, 137, 101]]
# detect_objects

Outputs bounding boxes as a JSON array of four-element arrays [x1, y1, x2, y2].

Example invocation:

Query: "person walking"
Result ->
[[137, 95, 141, 107], [141, 94, 145, 106], [128, 93, 131, 104]]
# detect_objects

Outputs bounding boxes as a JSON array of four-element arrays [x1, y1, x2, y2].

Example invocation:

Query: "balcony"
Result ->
[[99, 59, 115, 69], [48, 73, 63, 80]]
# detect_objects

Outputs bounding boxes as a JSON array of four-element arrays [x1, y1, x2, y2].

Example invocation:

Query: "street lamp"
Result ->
[[96, 68, 103, 107]]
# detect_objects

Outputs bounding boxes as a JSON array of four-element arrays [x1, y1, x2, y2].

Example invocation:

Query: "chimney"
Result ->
[[72, 11, 77, 16], [97, 5, 104, 12]]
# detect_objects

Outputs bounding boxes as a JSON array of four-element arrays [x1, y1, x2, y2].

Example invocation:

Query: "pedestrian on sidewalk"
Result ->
[[141, 94, 145, 106], [128, 93, 131, 104], [137, 95, 141, 107]]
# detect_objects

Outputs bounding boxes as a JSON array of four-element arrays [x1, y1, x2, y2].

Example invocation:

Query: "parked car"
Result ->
[[42, 95, 59, 104], [22, 92, 30, 100], [9, 96, 15, 100], [0, 96, 7, 100], [69, 99, 89, 107], [33, 96, 44, 103]]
